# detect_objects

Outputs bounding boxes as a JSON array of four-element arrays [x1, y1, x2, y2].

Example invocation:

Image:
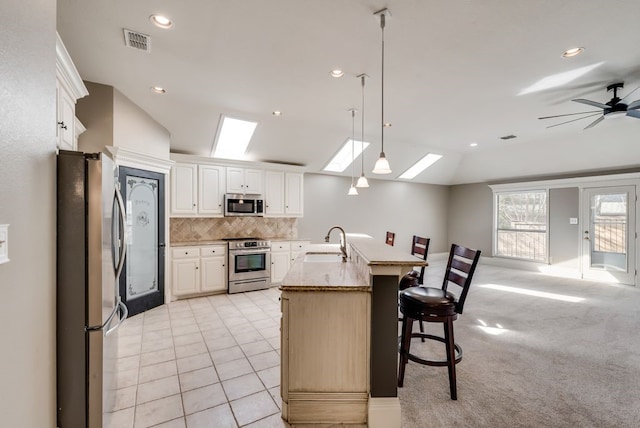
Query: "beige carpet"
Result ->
[[398, 261, 640, 428]]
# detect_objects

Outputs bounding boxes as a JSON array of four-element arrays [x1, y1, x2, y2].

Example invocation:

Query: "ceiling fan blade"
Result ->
[[584, 115, 605, 129], [627, 109, 640, 119], [538, 111, 600, 120], [620, 87, 640, 104], [546, 113, 601, 129], [572, 99, 609, 109], [627, 99, 640, 110]]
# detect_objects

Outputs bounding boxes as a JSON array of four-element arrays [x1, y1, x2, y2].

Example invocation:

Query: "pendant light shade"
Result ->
[[373, 153, 391, 174], [372, 9, 392, 175], [348, 184, 359, 195], [356, 74, 369, 188]]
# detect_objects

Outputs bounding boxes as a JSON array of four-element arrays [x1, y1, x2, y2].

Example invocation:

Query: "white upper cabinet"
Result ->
[[285, 172, 304, 217], [56, 32, 88, 151], [265, 171, 285, 216], [198, 165, 225, 216], [171, 163, 225, 217], [226, 167, 264, 195], [265, 171, 304, 217], [171, 163, 198, 215]]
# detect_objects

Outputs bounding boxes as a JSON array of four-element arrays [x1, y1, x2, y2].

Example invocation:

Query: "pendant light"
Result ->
[[348, 108, 359, 195], [372, 9, 392, 174], [356, 74, 369, 188]]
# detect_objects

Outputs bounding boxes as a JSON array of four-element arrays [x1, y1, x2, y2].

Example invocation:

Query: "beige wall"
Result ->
[[298, 174, 450, 254], [447, 183, 493, 255], [77, 81, 170, 158], [0, 0, 58, 426]]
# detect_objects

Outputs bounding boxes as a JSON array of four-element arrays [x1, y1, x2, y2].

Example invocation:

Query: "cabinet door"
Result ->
[[171, 164, 198, 216], [172, 258, 200, 295], [201, 255, 227, 292], [271, 250, 291, 284], [285, 173, 304, 217], [244, 169, 264, 194], [199, 165, 225, 216], [56, 80, 76, 151], [265, 171, 285, 216], [226, 167, 245, 193]]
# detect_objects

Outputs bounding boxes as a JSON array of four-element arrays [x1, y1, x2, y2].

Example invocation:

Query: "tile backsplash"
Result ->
[[171, 217, 299, 242]]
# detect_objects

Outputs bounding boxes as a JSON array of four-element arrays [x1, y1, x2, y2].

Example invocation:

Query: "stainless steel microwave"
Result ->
[[224, 194, 264, 217]]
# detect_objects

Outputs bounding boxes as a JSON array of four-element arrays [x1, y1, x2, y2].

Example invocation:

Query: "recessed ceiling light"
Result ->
[[330, 69, 345, 78], [398, 153, 443, 180], [211, 115, 258, 160], [151, 86, 166, 94], [272, 111, 282, 116], [150, 14, 174, 29], [470, 142, 478, 147], [323, 139, 370, 172], [562, 47, 584, 58]]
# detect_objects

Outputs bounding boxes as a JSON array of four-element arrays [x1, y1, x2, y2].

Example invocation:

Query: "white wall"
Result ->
[[298, 174, 450, 254], [0, 0, 57, 426]]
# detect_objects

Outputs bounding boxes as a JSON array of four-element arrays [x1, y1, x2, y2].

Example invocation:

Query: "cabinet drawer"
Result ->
[[290, 241, 310, 251], [272, 241, 291, 252], [172, 247, 200, 259], [200, 245, 226, 257]]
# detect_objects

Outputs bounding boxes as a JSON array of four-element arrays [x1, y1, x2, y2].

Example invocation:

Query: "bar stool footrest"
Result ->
[[402, 333, 463, 366]]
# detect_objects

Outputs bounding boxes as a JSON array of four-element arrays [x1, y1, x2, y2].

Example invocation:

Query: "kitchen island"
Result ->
[[279, 238, 426, 428]]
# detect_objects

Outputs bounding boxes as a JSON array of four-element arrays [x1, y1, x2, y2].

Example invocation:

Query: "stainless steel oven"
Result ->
[[227, 238, 271, 293]]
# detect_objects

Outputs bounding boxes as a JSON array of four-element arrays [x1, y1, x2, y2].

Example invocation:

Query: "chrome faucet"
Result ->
[[324, 225, 348, 262]]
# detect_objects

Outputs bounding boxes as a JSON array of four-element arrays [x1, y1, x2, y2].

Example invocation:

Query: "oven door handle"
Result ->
[[230, 249, 271, 254]]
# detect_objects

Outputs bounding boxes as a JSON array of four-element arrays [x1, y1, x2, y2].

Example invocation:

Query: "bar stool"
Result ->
[[397, 243, 481, 400]]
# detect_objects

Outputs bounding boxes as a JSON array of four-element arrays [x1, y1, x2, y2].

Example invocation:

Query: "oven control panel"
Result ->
[[228, 240, 271, 250]]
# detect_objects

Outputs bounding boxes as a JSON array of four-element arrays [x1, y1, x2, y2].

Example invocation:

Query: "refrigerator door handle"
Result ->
[[105, 298, 129, 336], [86, 303, 119, 332], [112, 185, 127, 280]]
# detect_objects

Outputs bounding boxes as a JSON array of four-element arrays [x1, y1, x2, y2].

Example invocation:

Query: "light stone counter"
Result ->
[[170, 240, 226, 247]]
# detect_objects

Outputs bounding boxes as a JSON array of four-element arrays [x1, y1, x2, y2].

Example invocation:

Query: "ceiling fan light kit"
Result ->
[[540, 82, 640, 129]]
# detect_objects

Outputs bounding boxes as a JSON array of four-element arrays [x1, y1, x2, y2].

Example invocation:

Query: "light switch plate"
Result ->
[[569, 217, 578, 225], [0, 224, 9, 264]]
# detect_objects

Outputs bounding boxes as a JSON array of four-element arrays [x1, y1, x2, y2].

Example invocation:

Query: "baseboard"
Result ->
[[368, 396, 401, 428]]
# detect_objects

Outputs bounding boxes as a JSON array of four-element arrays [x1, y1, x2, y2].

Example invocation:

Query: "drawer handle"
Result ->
[[185, 252, 188, 255]]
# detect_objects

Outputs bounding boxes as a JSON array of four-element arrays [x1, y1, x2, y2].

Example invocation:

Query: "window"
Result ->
[[495, 190, 547, 261]]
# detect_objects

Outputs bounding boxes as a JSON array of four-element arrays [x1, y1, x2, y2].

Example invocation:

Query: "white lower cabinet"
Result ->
[[271, 241, 310, 284], [172, 245, 227, 297]]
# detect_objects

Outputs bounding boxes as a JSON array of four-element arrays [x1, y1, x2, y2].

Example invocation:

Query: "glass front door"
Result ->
[[582, 186, 636, 285], [119, 166, 165, 316]]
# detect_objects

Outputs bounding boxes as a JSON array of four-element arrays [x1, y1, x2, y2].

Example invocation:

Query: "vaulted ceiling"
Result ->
[[57, 0, 640, 185]]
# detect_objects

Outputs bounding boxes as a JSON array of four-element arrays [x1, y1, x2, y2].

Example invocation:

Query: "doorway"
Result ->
[[582, 186, 636, 285], [118, 166, 166, 316]]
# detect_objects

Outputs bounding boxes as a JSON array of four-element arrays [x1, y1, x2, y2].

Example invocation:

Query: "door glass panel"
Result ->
[[124, 174, 159, 300], [590, 192, 627, 272]]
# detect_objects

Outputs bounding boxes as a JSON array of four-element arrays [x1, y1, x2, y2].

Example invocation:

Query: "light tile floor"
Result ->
[[106, 287, 290, 428]]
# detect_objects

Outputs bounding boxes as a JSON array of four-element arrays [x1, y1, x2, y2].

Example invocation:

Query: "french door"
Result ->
[[582, 186, 636, 285], [118, 166, 166, 316]]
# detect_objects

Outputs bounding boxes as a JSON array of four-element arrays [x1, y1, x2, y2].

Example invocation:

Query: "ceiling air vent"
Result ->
[[123, 29, 151, 52], [500, 134, 517, 140]]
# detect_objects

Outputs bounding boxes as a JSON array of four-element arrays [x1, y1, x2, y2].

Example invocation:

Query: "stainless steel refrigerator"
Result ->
[[57, 150, 128, 427]]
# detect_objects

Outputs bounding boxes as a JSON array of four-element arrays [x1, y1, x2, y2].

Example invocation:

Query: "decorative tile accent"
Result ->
[[170, 217, 298, 243]]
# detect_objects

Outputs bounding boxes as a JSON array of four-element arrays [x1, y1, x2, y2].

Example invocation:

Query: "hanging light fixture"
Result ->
[[356, 74, 370, 188], [348, 108, 359, 195], [372, 8, 392, 174]]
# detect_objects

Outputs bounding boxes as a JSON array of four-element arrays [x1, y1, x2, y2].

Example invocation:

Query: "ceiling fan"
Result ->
[[539, 82, 640, 129]]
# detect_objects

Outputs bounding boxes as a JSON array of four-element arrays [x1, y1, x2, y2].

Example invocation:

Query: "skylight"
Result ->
[[211, 115, 258, 160], [323, 139, 370, 172], [398, 153, 443, 179]]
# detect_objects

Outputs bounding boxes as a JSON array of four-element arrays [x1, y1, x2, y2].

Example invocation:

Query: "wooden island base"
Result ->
[[279, 238, 426, 426]]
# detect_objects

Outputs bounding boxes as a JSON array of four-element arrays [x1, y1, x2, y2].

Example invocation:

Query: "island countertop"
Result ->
[[280, 238, 426, 292]]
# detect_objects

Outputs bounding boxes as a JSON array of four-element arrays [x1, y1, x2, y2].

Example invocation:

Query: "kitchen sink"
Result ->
[[303, 252, 344, 262]]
